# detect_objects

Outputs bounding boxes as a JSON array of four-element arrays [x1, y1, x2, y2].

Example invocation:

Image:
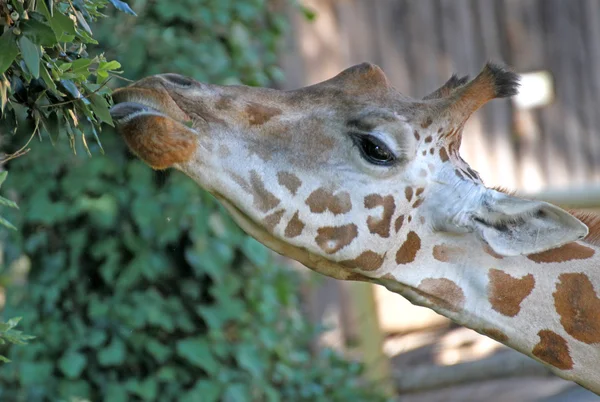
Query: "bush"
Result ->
[[0, 1, 389, 401], [0, 137, 387, 401]]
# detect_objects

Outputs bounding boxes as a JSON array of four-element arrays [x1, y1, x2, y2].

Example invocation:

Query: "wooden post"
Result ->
[[345, 282, 396, 397]]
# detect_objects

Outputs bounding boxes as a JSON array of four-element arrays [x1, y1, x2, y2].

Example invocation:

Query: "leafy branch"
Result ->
[[0, 0, 135, 156], [0, 317, 35, 363]]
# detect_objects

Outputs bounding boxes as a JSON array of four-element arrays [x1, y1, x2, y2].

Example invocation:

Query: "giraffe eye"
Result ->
[[352, 134, 396, 166]]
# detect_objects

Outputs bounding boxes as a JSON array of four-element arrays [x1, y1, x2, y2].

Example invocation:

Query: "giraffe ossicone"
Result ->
[[111, 62, 600, 394]]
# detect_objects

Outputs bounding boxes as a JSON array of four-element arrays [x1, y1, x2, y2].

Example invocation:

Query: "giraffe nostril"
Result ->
[[161, 74, 195, 87]]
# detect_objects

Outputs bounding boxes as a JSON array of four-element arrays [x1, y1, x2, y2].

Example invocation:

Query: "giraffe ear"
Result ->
[[471, 191, 589, 256]]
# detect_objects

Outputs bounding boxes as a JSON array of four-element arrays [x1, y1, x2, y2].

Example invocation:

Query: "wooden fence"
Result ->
[[281, 0, 600, 192]]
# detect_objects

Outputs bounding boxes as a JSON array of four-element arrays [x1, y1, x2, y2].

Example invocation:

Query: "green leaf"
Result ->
[[98, 337, 126, 366], [58, 351, 87, 378], [0, 215, 17, 230], [182, 380, 221, 402], [176, 338, 218, 374], [0, 195, 18, 209], [89, 93, 113, 126], [18, 36, 41, 78], [39, 1, 76, 42], [0, 31, 19, 75], [39, 64, 58, 92], [98, 60, 121, 72], [0, 171, 8, 187], [236, 344, 264, 377], [146, 339, 171, 363], [21, 19, 57, 46], [70, 58, 92, 74]]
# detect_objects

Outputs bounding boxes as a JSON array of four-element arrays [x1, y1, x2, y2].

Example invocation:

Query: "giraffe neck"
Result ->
[[377, 222, 600, 393]]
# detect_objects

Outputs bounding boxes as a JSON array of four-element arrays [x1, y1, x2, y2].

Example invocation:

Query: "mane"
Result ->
[[568, 210, 600, 247], [493, 186, 600, 247]]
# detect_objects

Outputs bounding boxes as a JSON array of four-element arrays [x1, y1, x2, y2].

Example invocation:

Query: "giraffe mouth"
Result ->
[[110, 101, 161, 124], [111, 79, 191, 126]]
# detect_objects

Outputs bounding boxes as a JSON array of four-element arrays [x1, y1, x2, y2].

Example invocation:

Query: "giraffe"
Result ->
[[110, 62, 600, 394]]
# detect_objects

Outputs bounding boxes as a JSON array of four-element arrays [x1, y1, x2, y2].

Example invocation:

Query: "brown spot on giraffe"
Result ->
[[424, 135, 433, 143], [245, 102, 282, 126], [263, 209, 285, 232], [405, 187, 414, 202], [249, 170, 281, 212], [532, 330, 574, 370], [305, 188, 352, 215], [394, 215, 405, 233], [455, 169, 465, 180], [412, 199, 424, 208], [364, 194, 396, 238], [553, 273, 600, 344], [421, 116, 433, 128], [433, 244, 466, 263], [439, 147, 450, 162], [341, 251, 385, 271], [417, 278, 465, 312], [481, 328, 508, 343], [527, 243, 595, 263], [215, 95, 234, 110], [488, 269, 535, 317], [277, 171, 302, 196], [415, 188, 424, 196], [396, 231, 421, 264], [429, 148, 435, 155], [413, 130, 420, 141], [284, 211, 305, 238], [315, 224, 358, 254]]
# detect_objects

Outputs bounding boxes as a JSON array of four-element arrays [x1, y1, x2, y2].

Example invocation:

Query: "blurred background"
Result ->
[[1, 0, 600, 401], [281, 1, 600, 401]]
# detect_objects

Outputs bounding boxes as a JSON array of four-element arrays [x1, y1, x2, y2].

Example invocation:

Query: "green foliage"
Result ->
[[0, 317, 34, 363], [0, 171, 18, 229], [94, 0, 288, 86], [0, 0, 133, 155], [0, 137, 388, 401]]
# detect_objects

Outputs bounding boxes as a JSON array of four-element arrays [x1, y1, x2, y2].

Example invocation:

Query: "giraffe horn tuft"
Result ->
[[433, 63, 520, 127]]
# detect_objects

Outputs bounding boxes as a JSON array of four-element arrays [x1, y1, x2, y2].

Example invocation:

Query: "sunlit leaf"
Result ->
[[0, 74, 9, 113]]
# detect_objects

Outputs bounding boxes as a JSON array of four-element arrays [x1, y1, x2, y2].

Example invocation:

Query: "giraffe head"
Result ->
[[110, 63, 588, 280]]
